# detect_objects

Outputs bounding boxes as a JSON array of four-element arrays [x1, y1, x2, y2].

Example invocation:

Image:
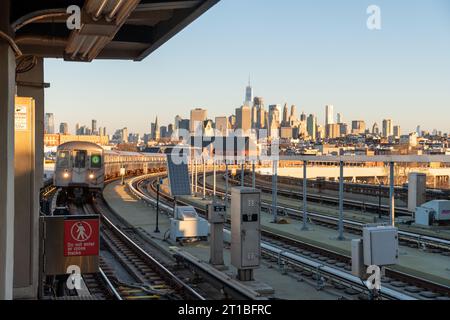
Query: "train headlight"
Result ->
[[63, 171, 69, 179], [89, 173, 95, 179]]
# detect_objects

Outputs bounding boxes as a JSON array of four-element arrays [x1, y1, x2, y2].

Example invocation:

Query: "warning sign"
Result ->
[[15, 105, 28, 130], [64, 219, 99, 257]]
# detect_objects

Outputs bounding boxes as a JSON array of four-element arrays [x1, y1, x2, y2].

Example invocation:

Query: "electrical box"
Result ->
[[363, 226, 398, 266], [351, 239, 365, 278], [231, 187, 261, 270], [208, 204, 227, 223], [170, 206, 208, 242]]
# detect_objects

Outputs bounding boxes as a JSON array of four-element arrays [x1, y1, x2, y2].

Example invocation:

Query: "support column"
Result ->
[[302, 160, 308, 230], [15, 57, 45, 299], [0, 0, 15, 299], [241, 162, 244, 187], [272, 159, 278, 223], [338, 161, 345, 240], [389, 162, 395, 226]]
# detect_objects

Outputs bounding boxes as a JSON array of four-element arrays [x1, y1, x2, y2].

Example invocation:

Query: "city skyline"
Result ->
[[44, 0, 450, 134]]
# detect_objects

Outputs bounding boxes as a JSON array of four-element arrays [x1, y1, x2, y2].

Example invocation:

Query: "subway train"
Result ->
[[54, 141, 166, 197]]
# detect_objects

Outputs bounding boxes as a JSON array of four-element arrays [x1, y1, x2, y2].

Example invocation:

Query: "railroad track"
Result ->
[[132, 175, 450, 300], [91, 199, 206, 300], [197, 173, 450, 253]]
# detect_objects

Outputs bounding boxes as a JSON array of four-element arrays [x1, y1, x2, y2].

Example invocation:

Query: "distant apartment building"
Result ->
[[59, 122, 68, 135], [383, 119, 393, 138], [326, 123, 340, 139], [44, 133, 109, 147], [215, 116, 229, 136], [351, 120, 366, 135], [393, 125, 401, 138], [235, 105, 251, 133], [190, 108, 207, 134], [325, 105, 334, 126], [44, 113, 55, 134], [307, 114, 316, 141]]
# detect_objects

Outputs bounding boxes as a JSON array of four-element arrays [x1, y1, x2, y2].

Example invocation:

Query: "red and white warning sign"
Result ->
[[64, 219, 99, 257]]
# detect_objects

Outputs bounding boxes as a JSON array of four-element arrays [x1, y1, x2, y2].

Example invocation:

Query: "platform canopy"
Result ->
[[10, 0, 219, 61]]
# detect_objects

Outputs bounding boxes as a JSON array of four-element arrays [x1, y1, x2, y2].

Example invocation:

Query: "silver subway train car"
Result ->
[[54, 141, 167, 195]]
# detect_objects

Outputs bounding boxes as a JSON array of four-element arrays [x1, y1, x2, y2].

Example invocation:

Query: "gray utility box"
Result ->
[[231, 187, 261, 270], [208, 204, 227, 223], [363, 226, 399, 266]]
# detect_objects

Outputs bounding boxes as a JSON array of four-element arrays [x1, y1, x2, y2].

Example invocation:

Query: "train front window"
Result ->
[[91, 154, 102, 168], [74, 150, 87, 168], [57, 151, 69, 168]]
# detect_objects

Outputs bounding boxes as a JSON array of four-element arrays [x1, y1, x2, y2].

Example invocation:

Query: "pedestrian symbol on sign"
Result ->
[[71, 221, 92, 242]]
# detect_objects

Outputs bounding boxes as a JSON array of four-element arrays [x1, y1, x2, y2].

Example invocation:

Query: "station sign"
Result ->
[[64, 218, 99, 256]]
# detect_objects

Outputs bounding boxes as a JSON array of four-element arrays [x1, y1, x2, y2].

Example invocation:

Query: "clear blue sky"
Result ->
[[44, 0, 450, 135]]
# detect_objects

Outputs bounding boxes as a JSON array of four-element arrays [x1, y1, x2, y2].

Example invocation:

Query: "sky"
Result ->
[[44, 0, 450, 136]]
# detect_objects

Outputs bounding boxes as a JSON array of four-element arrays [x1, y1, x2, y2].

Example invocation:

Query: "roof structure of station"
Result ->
[[11, 0, 219, 61]]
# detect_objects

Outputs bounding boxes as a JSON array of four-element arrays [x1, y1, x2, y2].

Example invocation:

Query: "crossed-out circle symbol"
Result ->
[[70, 221, 92, 242]]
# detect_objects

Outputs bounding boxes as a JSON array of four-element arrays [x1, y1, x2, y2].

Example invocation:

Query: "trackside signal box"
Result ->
[[231, 187, 261, 281], [41, 215, 100, 276]]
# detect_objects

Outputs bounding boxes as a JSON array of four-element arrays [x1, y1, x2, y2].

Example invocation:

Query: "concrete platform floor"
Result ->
[[103, 179, 345, 300]]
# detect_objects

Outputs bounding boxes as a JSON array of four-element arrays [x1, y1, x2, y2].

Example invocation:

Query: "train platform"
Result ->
[[175, 179, 450, 288], [204, 175, 450, 240], [103, 179, 343, 300]]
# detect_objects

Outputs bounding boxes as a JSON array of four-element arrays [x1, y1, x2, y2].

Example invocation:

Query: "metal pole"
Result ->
[[191, 158, 194, 192], [378, 182, 382, 219], [155, 181, 160, 233], [389, 162, 395, 226], [338, 161, 344, 240], [272, 159, 278, 223], [302, 160, 308, 230], [252, 161, 256, 188], [213, 160, 216, 199], [194, 159, 198, 194], [203, 158, 206, 199], [241, 162, 244, 187], [225, 162, 229, 208]]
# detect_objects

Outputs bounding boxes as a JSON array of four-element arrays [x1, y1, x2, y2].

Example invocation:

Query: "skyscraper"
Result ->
[[245, 77, 253, 105], [190, 108, 207, 134], [307, 114, 316, 141], [382, 119, 393, 138], [151, 116, 160, 140], [300, 112, 307, 122], [45, 113, 55, 134], [236, 105, 252, 133], [268, 105, 281, 136], [282, 104, 289, 126], [174, 115, 182, 129], [91, 119, 97, 135], [393, 125, 401, 138], [372, 123, 380, 135], [336, 113, 343, 124], [75, 123, 80, 135], [351, 120, 366, 135], [254, 97, 265, 129], [290, 105, 297, 119], [215, 117, 229, 136], [325, 105, 334, 126], [59, 122, 68, 135]]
